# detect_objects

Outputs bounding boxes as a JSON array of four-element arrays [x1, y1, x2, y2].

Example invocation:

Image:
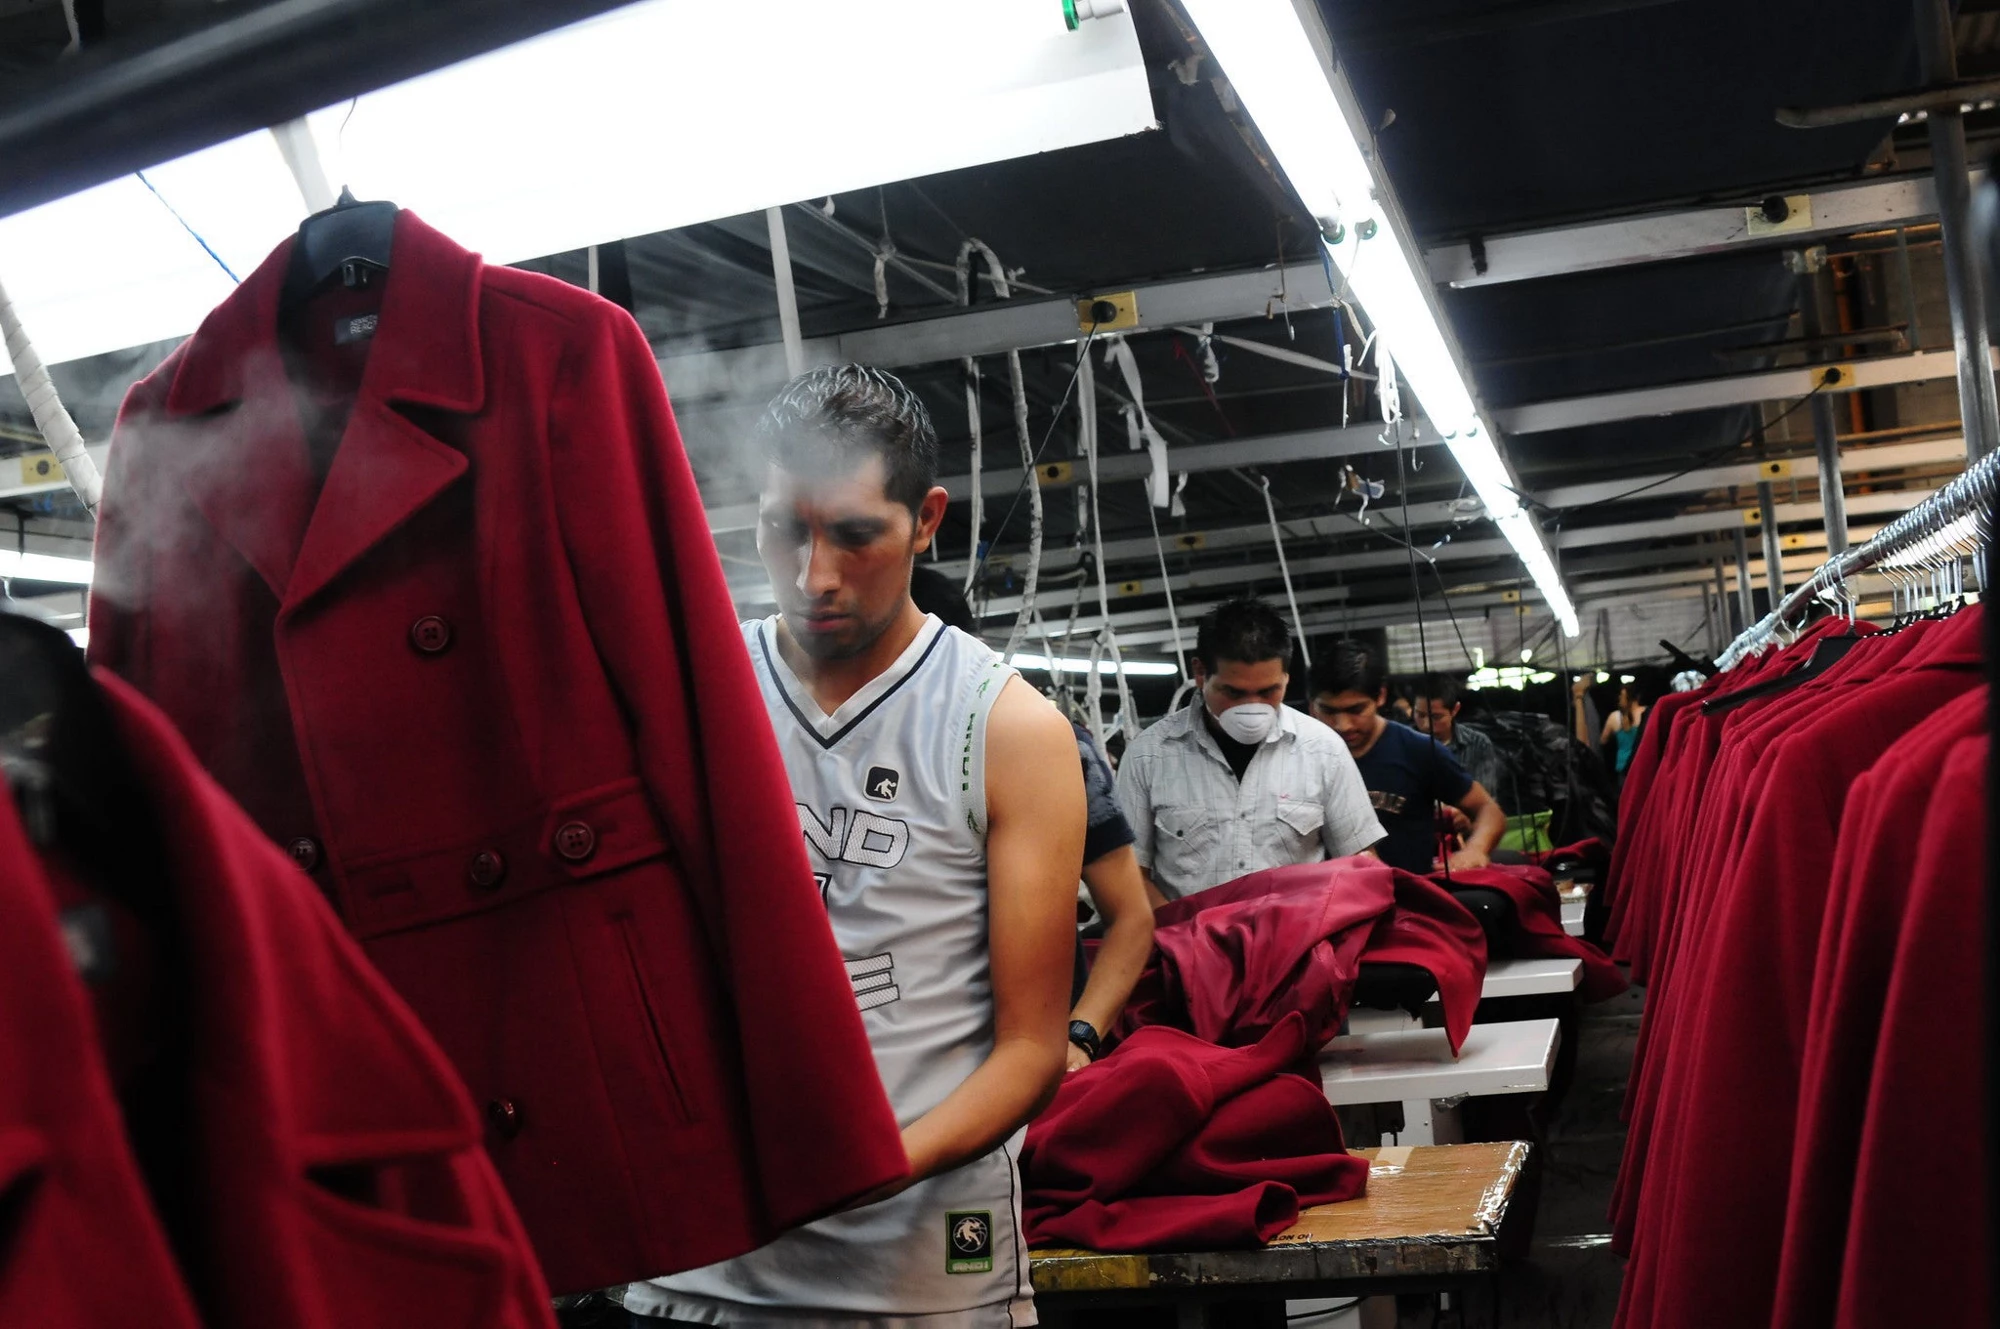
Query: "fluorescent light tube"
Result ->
[[0, 549, 93, 585], [1009, 653, 1179, 677], [1180, 0, 1579, 637]]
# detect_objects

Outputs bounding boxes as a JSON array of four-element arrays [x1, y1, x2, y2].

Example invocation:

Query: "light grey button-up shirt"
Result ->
[[1113, 701, 1385, 901]]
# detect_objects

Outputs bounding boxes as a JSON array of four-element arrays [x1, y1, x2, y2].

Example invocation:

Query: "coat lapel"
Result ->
[[163, 211, 487, 612], [282, 399, 467, 610], [177, 350, 319, 600]]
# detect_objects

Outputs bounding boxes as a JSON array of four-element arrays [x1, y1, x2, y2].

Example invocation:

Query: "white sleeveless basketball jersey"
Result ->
[[628, 614, 1033, 1329]]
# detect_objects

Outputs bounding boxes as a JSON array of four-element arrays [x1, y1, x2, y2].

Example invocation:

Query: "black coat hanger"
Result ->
[[0, 606, 169, 918], [1702, 617, 1862, 715], [279, 186, 398, 309]]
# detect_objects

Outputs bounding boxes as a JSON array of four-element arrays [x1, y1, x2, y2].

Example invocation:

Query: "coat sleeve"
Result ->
[[545, 306, 906, 1224]]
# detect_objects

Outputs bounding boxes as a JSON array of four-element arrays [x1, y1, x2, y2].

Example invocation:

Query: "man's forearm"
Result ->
[[1072, 910, 1152, 1037], [1467, 799, 1506, 855], [900, 1034, 1066, 1183]]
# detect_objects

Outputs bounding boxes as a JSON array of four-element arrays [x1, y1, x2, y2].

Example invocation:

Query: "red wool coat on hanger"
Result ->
[[1618, 609, 1984, 1329], [0, 670, 554, 1329], [86, 211, 905, 1293]]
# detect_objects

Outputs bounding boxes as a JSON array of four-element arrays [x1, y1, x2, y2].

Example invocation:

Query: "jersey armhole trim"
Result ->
[[957, 657, 1016, 841]]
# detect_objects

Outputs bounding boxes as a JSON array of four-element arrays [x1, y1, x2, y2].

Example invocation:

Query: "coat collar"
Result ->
[[161, 211, 481, 611], [163, 209, 486, 418]]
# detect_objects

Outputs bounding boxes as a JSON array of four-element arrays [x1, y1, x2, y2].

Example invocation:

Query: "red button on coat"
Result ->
[[553, 821, 597, 863], [408, 615, 453, 654], [469, 850, 506, 889], [487, 1098, 524, 1138]]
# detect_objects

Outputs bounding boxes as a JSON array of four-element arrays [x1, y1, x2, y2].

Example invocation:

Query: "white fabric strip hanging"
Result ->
[[954, 241, 1042, 658], [1260, 474, 1312, 670], [0, 274, 101, 518], [952, 247, 988, 594], [1104, 336, 1171, 508], [1078, 350, 1138, 742], [1143, 491, 1188, 681]]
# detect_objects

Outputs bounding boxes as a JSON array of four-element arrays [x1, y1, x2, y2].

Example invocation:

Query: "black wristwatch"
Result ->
[[1068, 1020, 1102, 1062]]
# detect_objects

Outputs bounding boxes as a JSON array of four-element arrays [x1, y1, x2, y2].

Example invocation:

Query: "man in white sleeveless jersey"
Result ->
[[626, 366, 1085, 1329]]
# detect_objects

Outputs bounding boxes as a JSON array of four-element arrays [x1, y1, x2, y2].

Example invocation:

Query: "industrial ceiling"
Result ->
[[1, 0, 1992, 678]]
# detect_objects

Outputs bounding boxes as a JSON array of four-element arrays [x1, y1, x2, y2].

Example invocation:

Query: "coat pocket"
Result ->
[[610, 912, 696, 1125], [295, 1161, 513, 1329]]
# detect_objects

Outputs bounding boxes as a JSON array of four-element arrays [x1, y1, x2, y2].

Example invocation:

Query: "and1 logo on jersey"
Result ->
[[946, 1211, 993, 1274], [865, 766, 901, 801]]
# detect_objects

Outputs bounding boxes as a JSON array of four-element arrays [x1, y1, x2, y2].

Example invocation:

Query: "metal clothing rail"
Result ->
[[1715, 445, 2000, 669]]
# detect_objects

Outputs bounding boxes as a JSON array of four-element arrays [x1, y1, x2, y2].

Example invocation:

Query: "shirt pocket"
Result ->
[[1272, 797, 1326, 856], [1155, 804, 1223, 863]]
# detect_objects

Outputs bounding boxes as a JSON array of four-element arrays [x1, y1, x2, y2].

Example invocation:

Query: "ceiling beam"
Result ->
[[936, 433, 1960, 581], [1530, 435, 1966, 508], [1496, 349, 1994, 435], [1423, 171, 1962, 289], [706, 418, 1441, 534], [1555, 485, 1935, 549], [1107, 550, 1850, 655], [659, 261, 1334, 403]]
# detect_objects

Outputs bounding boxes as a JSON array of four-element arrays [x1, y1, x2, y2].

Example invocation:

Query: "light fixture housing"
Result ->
[[1177, 0, 1579, 637]]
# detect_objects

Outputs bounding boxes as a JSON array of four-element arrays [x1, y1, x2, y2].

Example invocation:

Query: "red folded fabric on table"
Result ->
[[1022, 1015, 1368, 1252], [1119, 857, 1486, 1054], [1439, 864, 1627, 1002], [1028, 1186, 1302, 1252]]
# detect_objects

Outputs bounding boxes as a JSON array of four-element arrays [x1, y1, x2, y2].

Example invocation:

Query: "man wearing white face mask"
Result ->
[[1113, 597, 1384, 905]]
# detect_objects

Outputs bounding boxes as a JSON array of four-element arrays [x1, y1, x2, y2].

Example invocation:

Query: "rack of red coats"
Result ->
[[1599, 604, 1989, 1329]]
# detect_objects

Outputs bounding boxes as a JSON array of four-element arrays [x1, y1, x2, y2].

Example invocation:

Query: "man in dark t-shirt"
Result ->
[[1310, 642, 1505, 874]]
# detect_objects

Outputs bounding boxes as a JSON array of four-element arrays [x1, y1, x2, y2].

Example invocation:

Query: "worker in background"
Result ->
[[909, 564, 1153, 1073], [1311, 641, 1506, 875], [1412, 672, 1511, 800], [1113, 596, 1383, 903], [630, 365, 1084, 1329], [1574, 669, 1659, 784]]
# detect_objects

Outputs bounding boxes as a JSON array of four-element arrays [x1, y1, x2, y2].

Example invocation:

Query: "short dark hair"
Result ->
[[1310, 640, 1384, 700], [909, 564, 977, 633], [1415, 672, 1463, 709], [1195, 597, 1292, 672], [755, 364, 938, 514]]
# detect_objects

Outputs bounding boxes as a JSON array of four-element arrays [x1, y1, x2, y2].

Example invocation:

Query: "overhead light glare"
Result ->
[[0, 0, 1152, 373], [0, 549, 93, 585], [1180, 0, 1577, 637], [1009, 653, 1179, 677]]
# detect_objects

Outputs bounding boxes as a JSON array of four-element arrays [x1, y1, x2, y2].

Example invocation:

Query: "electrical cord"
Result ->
[[135, 170, 239, 283], [1524, 371, 1837, 517], [1391, 413, 1454, 884]]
